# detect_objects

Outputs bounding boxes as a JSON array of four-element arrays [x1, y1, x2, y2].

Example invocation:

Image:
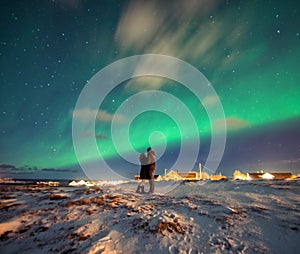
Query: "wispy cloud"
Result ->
[[115, 0, 255, 91], [125, 73, 170, 91], [80, 131, 108, 140], [214, 117, 251, 131], [116, 0, 223, 54], [0, 164, 79, 174], [115, 1, 162, 52], [71, 109, 127, 123], [0, 165, 38, 172], [0, 164, 15, 170], [202, 95, 219, 107]]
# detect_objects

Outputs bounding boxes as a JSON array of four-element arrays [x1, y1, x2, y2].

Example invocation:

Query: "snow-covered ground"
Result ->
[[1, 180, 299, 254]]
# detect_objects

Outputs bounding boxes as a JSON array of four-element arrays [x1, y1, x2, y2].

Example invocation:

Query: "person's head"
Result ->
[[147, 147, 152, 152]]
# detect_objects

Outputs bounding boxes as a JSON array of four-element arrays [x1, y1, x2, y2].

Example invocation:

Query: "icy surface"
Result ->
[[1, 180, 299, 253]]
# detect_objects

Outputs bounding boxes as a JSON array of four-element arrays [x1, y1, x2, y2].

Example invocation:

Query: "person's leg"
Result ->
[[149, 179, 154, 193], [149, 167, 155, 193], [136, 180, 145, 193], [140, 180, 146, 193], [152, 178, 155, 193]]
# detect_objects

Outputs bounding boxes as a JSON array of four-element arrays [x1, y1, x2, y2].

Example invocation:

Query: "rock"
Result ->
[[49, 194, 68, 200]]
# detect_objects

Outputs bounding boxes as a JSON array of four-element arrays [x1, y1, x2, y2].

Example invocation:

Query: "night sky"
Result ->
[[1, 0, 300, 179]]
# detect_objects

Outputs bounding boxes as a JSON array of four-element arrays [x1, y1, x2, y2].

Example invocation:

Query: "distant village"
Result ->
[[3, 165, 298, 188], [41, 169, 300, 187], [135, 165, 300, 182]]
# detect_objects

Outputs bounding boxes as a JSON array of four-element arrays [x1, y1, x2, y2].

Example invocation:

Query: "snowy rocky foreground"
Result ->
[[0, 180, 299, 254]]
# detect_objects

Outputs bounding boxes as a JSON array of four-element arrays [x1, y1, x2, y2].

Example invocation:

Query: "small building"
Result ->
[[135, 169, 210, 181], [246, 172, 293, 180], [233, 170, 247, 180], [163, 170, 204, 181], [210, 174, 227, 181], [178, 172, 198, 180], [164, 170, 184, 180]]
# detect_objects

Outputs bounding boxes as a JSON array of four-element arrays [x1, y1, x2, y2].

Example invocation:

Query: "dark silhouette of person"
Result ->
[[136, 153, 151, 193], [147, 147, 156, 193]]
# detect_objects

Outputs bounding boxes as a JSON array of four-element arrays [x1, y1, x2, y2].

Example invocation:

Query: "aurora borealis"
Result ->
[[0, 0, 300, 179]]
